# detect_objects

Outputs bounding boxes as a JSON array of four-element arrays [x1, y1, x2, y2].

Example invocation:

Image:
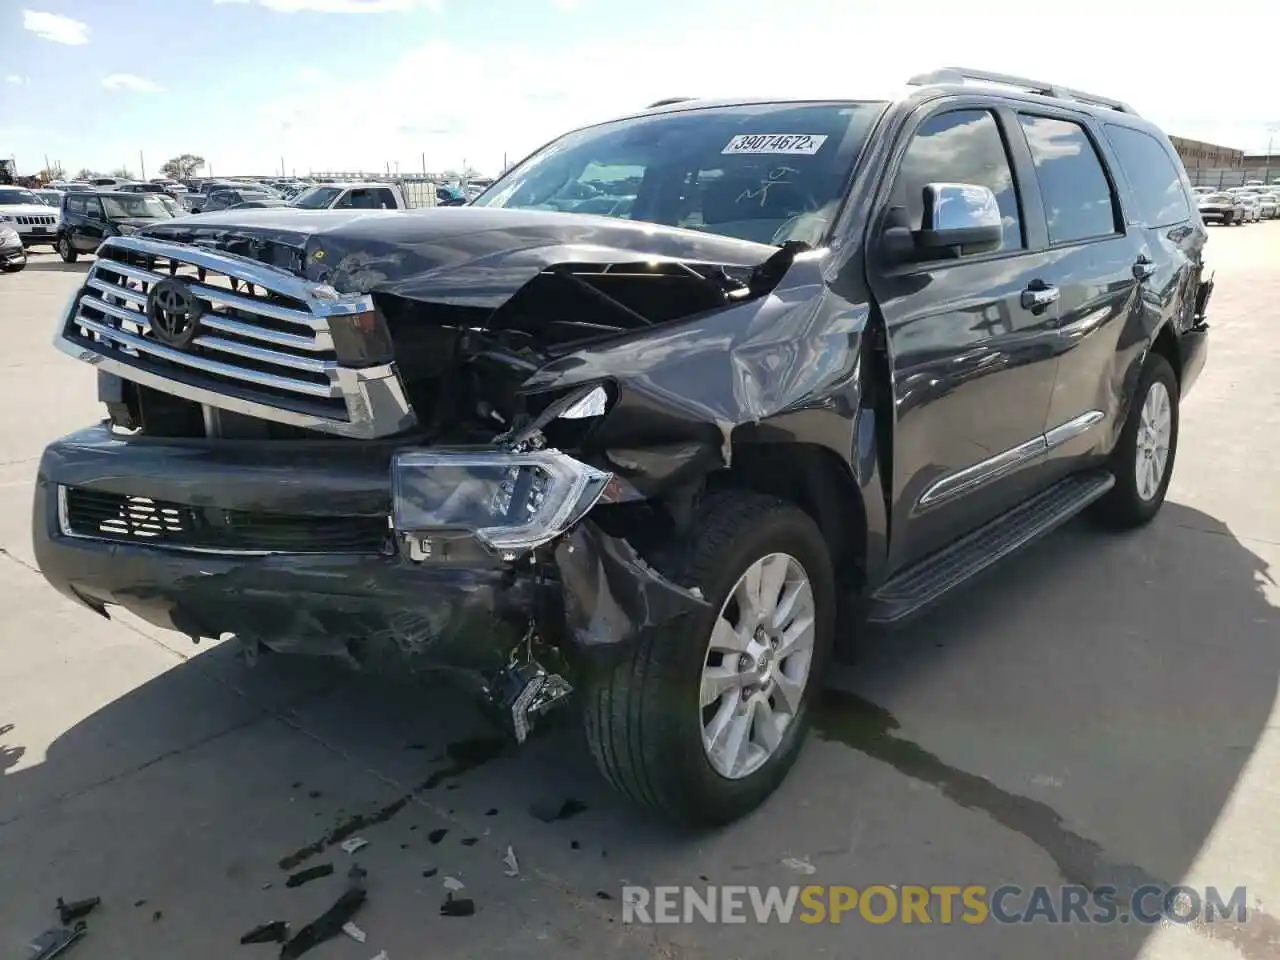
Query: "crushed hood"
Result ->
[[136, 206, 778, 308]]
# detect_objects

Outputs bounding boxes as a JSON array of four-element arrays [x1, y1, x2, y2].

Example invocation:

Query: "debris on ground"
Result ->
[[152, 911, 163, 923], [308, 791, 322, 800], [780, 856, 816, 876], [427, 828, 448, 845], [55, 897, 100, 925], [27, 923, 86, 960], [240, 921, 290, 945], [339, 837, 369, 855], [529, 798, 588, 823], [134, 900, 146, 908], [341, 922, 366, 944], [285, 864, 334, 889], [440, 894, 475, 918], [346, 865, 368, 887], [369, 952, 389, 960], [485, 808, 498, 816], [442, 876, 465, 892], [460, 837, 479, 847], [279, 887, 367, 960], [502, 846, 520, 878], [596, 891, 614, 901], [569, 841, 580, 850], [422, 868, 438, 879]]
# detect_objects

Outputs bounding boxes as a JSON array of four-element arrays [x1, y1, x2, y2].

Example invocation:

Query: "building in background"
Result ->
[[1169, 136, 1243, 170]]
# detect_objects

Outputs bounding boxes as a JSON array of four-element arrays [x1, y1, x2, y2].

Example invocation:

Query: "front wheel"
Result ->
[[583, 492, 834, 825], [58, 236, 78, 263], [1093, 354, 1179, 529]]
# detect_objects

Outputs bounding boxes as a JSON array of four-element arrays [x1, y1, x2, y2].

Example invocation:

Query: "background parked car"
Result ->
[[1235, 192, 1262, 222], [113, 182, 169, 195], [0, 185, 59, 248], [1257, 192, 1279, 218], [1196, 190, 1245, 225], [33, 188, 64, 208], [56, 190, 180, 262], [0, 224, 25, 272], [229, 198, 291, 209]]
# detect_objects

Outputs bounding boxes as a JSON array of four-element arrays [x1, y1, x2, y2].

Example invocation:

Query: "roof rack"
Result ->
[[646, 97, 696, 109], [906, 67, 1137, 115]]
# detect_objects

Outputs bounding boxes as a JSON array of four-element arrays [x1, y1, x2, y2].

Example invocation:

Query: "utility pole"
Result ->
[[421, 152, 426, 178], [139, 150, 146, 180], [1266, 124, 1280, 186]]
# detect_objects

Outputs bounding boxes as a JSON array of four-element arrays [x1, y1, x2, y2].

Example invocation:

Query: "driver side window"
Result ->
[[891, 109, 1024, 254]]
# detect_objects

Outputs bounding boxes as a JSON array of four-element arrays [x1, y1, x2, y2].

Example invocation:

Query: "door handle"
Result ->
[[1021, 280, 1059, 309], [1133, 255, 1156, 281]]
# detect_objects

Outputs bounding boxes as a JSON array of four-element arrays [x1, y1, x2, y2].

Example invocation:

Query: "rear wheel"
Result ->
[[58, 236, 78, 263], [1093, 354, 1179, 529], [583, 492, 834, 825]]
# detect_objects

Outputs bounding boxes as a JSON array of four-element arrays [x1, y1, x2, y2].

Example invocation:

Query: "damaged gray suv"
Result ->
[[34, 68, 1212, 825]]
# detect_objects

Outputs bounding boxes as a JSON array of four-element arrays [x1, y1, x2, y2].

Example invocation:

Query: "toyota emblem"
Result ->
[[145, 278, 203, 349]]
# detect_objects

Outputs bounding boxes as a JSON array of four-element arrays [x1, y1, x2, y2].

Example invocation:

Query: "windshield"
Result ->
[[0, 188, 41, 205], [473, 101, 884, 245], [101, 194, 178, 219], [292, 186, 344, 209]]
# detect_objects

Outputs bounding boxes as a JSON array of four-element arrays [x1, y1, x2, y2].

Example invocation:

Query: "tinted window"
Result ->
[[1104, 125, 1191, 227], [475, 101, 884, 245], [891, 109, 1022, 253], [373, 188, 397, 208], [67, 196, 87, 215], [1018, 115, 1118, 244]]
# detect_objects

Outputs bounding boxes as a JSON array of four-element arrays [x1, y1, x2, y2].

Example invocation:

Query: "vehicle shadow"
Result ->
[[20, 257, 91, 273], [1, 502, 1275, 960]]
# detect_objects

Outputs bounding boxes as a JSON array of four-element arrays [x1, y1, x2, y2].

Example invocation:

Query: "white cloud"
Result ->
[[22, 9, 89, 45], [102, 74, 164, 93], [5, 75, 30, 86], [215, 0, 443, 11]]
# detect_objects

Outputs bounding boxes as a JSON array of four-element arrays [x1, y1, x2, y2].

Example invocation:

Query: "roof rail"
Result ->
[[906, 67, 1137, 115], [646, 97, 696, 109]]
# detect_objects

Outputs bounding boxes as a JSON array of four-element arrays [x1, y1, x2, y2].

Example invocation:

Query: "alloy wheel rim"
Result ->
[[1135, 380, 1172, 501], [700, 552, 816, 780]]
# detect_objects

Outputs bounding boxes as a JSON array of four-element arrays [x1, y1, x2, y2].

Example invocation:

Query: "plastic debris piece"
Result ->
[[340, 837, 369, 855], [240, 921, 289, 945], [55, 897, 100, 925], [440, 895, 475, 918], [781, 856, 816, 875], [460, 837, 479, 847], [285, 864, 334, 889], [279, 887, 367, 960], [422, 868, 438, 879], [342, 922, 366, 944], [27, 923, 86, 960], [502, 846, 519, 877], [596, 891, 614, 901], [442, 876, 465, 892], [427, 828, 448, 845]]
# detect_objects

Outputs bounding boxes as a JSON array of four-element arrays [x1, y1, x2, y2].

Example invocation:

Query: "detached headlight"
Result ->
[[392, 448, 612, 555]]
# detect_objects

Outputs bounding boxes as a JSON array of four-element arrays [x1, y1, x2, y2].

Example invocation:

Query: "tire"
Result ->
[[583, 491, 835, 826], [1093, 353, 1179, 529], [58, 236, 78, 263]]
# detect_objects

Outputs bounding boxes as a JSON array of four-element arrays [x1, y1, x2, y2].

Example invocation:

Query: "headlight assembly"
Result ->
[[392, 448, 612, 554]]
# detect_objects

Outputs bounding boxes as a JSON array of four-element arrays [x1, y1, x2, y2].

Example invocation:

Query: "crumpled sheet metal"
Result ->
[[553, 522, 709, 660]]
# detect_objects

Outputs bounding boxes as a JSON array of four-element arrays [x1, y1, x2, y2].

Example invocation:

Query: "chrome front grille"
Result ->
[[54, 235, 416, 439], [16, 214, 57, 226]]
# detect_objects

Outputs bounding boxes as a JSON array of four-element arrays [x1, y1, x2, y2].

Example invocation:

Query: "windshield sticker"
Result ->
[[722, 134, 828, 156]]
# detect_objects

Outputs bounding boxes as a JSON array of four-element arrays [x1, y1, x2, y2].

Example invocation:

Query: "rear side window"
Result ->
[[1018, 115, 1119, 244], [1103, 125, 1191, 227], [891, 109, 1023, 253], [67, 196, 86, 215], [373, 188, 397, 208]]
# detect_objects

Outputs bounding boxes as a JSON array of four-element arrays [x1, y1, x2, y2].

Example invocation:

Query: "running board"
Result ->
[[868, 470, 1115, 624]]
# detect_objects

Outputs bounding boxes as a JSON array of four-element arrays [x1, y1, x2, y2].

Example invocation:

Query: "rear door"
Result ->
[[867, 102, 1062, 570], [1045, 122, 1205, 479], [77, 196, 108, 251], [1004, 110, 1149, 480]]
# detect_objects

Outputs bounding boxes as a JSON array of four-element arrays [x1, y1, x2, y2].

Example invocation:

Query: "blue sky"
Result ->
[[1, 0, 1276, 179]]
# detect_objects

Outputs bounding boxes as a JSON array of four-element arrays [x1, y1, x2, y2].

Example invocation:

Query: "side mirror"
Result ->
[[915, 182, 1003, 254]]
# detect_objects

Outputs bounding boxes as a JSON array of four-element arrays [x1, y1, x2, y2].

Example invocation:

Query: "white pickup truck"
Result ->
[[290, 181, 438, 211]]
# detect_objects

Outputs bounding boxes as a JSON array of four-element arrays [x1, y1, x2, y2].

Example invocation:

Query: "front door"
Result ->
[[867, 105, 1061, 571], [78, 196, 107, 251]]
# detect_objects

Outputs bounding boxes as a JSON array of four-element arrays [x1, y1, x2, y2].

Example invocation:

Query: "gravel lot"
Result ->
[[1, 224, 1277, 960]]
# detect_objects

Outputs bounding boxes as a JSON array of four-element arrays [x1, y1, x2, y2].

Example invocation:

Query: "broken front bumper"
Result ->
[[32, 425, 705, 683]]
